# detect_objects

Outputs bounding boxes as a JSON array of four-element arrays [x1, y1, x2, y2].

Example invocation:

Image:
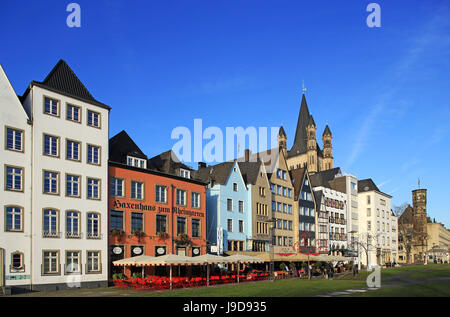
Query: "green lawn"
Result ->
[[138, 279, 366, 297], [348, 282, 450, 297], [11, 264, 450, 297]]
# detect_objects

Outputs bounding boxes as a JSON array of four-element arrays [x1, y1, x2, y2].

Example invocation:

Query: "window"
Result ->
[[44, 97, 59, 116], [367, 221, 371, 231], [11, 252, 24, 271], [238, 200, 244, 213], [5, 206, 23, 231], [282, 170, 287, 180], [180, 169, 190, 178], [270, 184, 275, 193], [283, 220, 287, 230], [43, 170, 59, 195], [66, 251, 81, 274], [66, 140, 80, 161], [127, 156, 146, 169], [43, 134, 59, 157], [288, 205, 292, 214], [176, 189, 186, 206], [277, 202, 282, 212], [367, 208, 371, 217], [87, 110, 100, 128], [287, 188, 292, 198], [272, 201, 276, 211], [110, 210, 124, 231], [131, 212, 143, 232], [227, 219, 233, 232], [191, 192, 200, 208], [177, 217, 186, 235], [66, 211, 80, 238], [66, 174, 80, 197], [367, 195, 371, 204], [155, 185, 167, 203], [5, 127, 23, 152], [233, 183, 238, 192], [192, 219, 200, 238], [43, 209, 59, 238], [87, 144, 100, 165], [227, 199, 233, 211], [43, 251, 59, 275], [282, 187, 286, 196], [131, 181, 144, 200], [110, 177, 124, 197], [276, 169, 282, 178], [87, 251, 101, 273], [156, 215, 167, 233], [5, 166, 23, 191], [239, 220, 244, 233], [277, 185, 282, 195], [87, 213, 100, 238], [66, 104, 80, 122], [87, 178, 100, 199]]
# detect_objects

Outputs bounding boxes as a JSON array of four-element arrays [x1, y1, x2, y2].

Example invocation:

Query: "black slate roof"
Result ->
[[27, 59, 110, 110], [309, 167, 342, 188], [238, 161, 262, 185], [323, 124, 332, 137], [109, 130, 148, 164], [279, 125, 287, 137], [288, 94, 310, 157], [148, 150, 194, 175], [357, 179, 380, 193], [195, 162, 235, 185], [289, 167, 306, 200]]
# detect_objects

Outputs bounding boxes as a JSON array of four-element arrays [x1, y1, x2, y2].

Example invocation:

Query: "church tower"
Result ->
[[306, 115, 318, 173], [322, 125, 333, 170], [278, 125, 287, 156], [412, 188, 428, 262]]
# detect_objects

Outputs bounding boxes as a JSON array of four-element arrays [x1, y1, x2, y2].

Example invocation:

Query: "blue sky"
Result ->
[[1, 0, 449, 227]]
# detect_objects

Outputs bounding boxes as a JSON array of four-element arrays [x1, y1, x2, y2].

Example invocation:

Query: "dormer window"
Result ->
[[180, 168, 190, 179], [127, 156, 146, 169]]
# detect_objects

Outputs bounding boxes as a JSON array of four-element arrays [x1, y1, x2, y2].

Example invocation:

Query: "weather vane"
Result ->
[[302, 80, 307, 94]]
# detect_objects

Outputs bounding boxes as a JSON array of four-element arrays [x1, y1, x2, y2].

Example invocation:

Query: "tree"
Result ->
[[352, 232, 384, 271]]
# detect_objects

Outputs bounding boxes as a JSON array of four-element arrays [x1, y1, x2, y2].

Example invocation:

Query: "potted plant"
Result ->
[[110, 229, 125, 241], [132, 230, 145, 241], [176, 233, 191, 245], [158, 231, 169, 240]]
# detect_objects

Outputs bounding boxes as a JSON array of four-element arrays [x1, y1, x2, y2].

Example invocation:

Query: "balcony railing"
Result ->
[[66, 231, 82, 239], [43, 231, 61, 238]]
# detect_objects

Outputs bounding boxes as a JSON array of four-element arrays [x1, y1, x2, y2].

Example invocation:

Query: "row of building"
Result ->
[[1, 60, 448, 294]]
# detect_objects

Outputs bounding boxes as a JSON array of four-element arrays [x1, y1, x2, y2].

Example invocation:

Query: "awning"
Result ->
[[113, 255, 156, 266]]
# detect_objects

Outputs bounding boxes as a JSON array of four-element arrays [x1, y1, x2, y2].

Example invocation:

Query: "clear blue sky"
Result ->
[[1, 0, 449, 227]]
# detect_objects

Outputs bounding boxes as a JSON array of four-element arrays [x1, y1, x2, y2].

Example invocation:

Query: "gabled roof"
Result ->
[[109, 130, 147, 164], [25, 59, 110, 110], [399, 205, 414, 224], [309, 167, 342, 188], [195, 162, 235, 185], [289, 167, 307, 200], [288, 94, 310, 157], [238, 161, 263, 186], [148, 150, 194, 175]]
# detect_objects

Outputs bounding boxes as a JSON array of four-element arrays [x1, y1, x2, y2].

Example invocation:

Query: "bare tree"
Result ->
[[353, 232, 383, 271]]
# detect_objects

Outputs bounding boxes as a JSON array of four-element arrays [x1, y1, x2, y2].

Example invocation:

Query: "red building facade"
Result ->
[[108, 162, 207, 277]]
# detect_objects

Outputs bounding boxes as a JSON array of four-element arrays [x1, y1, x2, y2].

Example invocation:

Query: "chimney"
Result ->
[[198, 162, 206, 169], [244, 149, 251, 162]]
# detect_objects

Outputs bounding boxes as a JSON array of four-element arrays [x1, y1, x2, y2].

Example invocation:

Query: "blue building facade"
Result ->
[[197, 161, 250, 254]]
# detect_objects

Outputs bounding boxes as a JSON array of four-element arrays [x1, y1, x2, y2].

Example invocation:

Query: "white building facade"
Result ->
[[314, 186, 348, 255], [1, 60, 110, 293], [357, 179, 397, 269], [0, 65, 33, 292]]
